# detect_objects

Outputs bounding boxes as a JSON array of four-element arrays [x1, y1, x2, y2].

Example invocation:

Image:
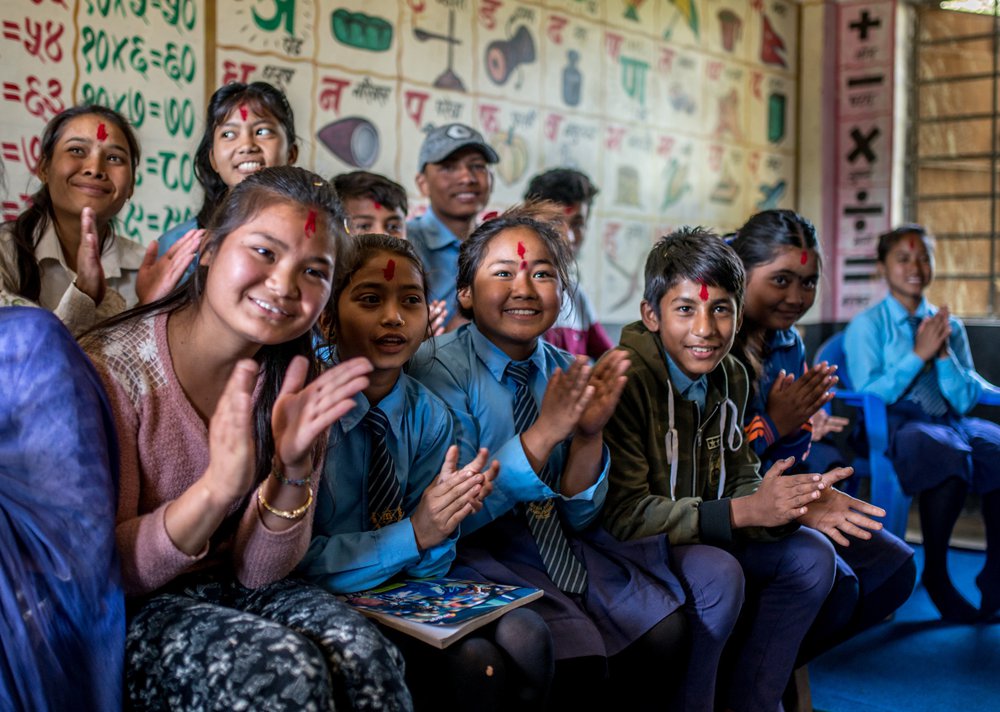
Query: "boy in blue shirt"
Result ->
[[602, 228, 886, 712]]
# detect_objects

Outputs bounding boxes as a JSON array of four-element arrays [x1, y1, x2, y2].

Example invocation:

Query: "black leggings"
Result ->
[[388, 607, 553, 712]]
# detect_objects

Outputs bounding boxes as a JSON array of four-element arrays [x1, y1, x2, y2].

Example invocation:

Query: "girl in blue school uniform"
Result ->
[[845, 224, 1000, 622], [730, 209, 916, 656], [296, 234, 554, 711], [408, 209, 688, 710], [155, 81, 299, 264]]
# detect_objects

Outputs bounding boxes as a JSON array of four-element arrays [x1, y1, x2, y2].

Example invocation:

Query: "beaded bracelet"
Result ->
[[272, 458, 311, 487], [257, 487, 313, 520]]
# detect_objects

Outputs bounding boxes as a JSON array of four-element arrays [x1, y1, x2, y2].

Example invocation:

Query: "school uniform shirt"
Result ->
[[406, 208, 462, 320], [82, 312, 320, 596], [409, 323, 609, 536], [297, 373, 458, 594], [156, 217, 198, 258], [845, 294, 983, 414], [0, 222, 145, 337], [603, 321, 795, 546], [743, 328, 814, 468], [544, 280, 613, 360], [411, 323, 684, 662]]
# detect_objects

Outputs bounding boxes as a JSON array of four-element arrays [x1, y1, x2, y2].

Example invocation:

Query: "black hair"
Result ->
[[729, 210, 821, 382], [877, 223, 934, 262], [455, 206, 573, 321], [193, 82, 297, 227], [89, 166, 345, 490], [4, 104, 140, 302], [332, 170, 408, 215], [643, 226, 745, 318], [324, 233, 429, 343], [730, 210, 822, 274], [524, 168, 599, 206]]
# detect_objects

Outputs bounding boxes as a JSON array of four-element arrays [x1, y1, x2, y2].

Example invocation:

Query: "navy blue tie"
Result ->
[[364, 407, 404, 529], [507, 361, 588, 594], [905, 316, 950, 417]]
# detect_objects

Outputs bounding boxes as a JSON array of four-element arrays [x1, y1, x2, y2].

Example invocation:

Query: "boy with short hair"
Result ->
[[524, 168, 612, 359], [333, 170, 408, 239], [602, 228, 885, 712], [408, 123, 498, 328]]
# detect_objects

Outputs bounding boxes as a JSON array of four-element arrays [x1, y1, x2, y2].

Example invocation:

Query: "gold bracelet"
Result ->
[[257, 487, 313, 520], [272, 458, 311, 487]]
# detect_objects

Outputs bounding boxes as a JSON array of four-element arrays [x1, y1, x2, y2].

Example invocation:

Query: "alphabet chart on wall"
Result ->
[[2, 0, 798, 324]]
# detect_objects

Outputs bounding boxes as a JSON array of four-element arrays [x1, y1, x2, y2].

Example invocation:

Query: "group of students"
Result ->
[[0, 81, 998, 712]]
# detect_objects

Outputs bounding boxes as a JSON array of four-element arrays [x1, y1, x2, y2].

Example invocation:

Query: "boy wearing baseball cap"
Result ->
[[409, 123, 499, 329]]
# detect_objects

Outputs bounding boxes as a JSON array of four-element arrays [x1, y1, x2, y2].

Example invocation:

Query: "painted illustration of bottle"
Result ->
[[768, 92, 786, 144], [563, 50, 582, 106]]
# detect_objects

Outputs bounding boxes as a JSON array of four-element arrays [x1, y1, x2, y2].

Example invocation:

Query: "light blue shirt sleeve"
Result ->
[[845, 297, 984, 414], [937, 317, 983, 415], [297, 377, 457, 593], [844, 299, 927, 404], [410, 326, 608, 537]]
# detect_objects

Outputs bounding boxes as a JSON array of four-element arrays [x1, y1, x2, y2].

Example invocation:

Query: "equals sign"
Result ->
[[1, 142, 19, 162], [146, 156, 159, 174], [147, 215, 160, 232], [148, 101, 161, 118], [149, 49, 162, 68], [2, 82, 19, 102], [847, 75, 883, 88], [2, 21, 20, 41]]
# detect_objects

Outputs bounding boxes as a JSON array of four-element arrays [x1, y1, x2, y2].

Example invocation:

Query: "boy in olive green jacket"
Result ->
[[602, 228, 883, 712]]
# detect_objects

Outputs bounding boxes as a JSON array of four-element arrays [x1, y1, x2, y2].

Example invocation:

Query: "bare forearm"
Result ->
[[561, 433, 603, 497]]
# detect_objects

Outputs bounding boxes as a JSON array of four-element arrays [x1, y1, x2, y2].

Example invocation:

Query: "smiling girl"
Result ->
[[156, 82, 298, 264], [409, 208, 687, 709], [0, 105, 195, 336], [731, 209, 915, 658], [299, 234, 553, 711], [83, 167, 410, 711], [846, 224, 1000, 622]]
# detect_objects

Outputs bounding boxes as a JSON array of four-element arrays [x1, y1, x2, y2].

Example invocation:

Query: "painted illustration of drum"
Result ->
[[318, 117, 380, 168], [486, 25, 536, 85]]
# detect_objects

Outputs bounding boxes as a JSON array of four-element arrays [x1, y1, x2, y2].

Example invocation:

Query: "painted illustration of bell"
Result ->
[[768, 93, 787, 144], [615, 166, 641, 207], [318, 117, 380, 168], [486, 26, 536, 86], [563, 50, 582, 107], [717, 10, 742, 52]]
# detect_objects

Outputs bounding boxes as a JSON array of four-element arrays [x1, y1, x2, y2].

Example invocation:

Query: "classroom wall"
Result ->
[[1, 0, 801, 327]]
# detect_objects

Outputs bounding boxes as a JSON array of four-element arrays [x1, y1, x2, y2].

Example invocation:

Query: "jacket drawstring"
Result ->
[[664, 384, 679, 500], [716, 397, 743, 500]]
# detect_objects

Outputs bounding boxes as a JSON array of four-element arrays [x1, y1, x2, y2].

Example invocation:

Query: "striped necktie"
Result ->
[[905, 316, 950, 417], [506, 361, 588, 594], [364, 407, 404, 529]]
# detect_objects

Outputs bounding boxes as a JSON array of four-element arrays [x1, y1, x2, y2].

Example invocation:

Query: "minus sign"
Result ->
[[844, 206, 884, 215], [847, 76, 883, 87]]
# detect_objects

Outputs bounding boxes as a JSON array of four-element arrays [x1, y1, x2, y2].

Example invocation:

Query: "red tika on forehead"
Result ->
[[96, 123, 108, 141], [699, 282, 709, 301], [239, 104, 248, 121], [909, 236, 916, 250], [481, 211, 499, 222], [564, 205, 574, 215], [383, 258, 396, 281], [304, 210, 317, 239], [373, 200, 382, 211], [517, 241, 527, 271], [800, 249, 808, 265]]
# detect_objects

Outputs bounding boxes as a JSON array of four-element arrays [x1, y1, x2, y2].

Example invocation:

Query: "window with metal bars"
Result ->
[[908, 1, 1000, 317]]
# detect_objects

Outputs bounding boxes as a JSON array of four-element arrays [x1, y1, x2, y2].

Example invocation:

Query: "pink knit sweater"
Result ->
[[84, 312, 317, 596]]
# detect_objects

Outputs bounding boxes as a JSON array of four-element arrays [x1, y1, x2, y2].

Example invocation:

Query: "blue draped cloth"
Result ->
[[0, 307, 124, 712]]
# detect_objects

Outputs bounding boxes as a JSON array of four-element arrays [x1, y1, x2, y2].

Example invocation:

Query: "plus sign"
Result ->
[[849, 10, 881, 41]]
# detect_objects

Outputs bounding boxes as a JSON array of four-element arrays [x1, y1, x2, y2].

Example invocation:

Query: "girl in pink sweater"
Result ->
[[84, 167, 411, 711]]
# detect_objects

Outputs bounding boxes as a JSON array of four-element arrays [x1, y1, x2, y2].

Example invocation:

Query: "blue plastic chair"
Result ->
[[815, 331, 1000, 538]]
